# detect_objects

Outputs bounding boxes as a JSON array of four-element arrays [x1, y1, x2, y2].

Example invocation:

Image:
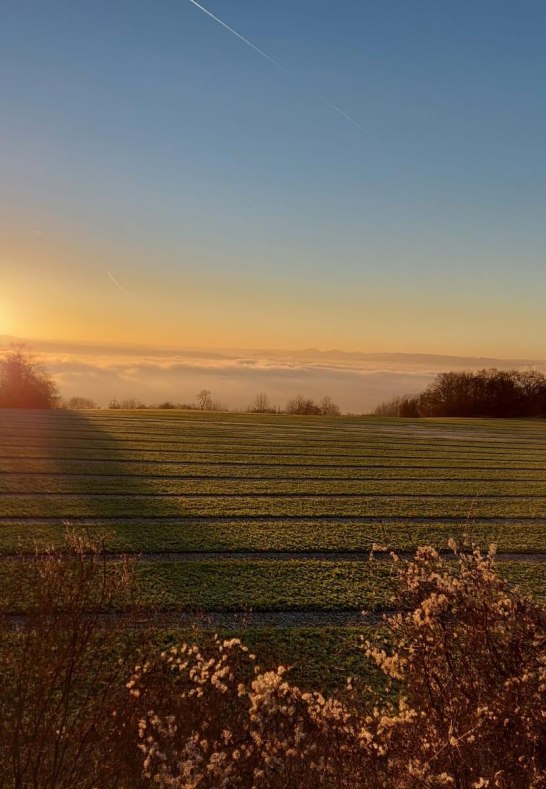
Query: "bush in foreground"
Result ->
[[0, 535, 142, 787], [130, 545, 546, 787], [1, 536, 545, 787]]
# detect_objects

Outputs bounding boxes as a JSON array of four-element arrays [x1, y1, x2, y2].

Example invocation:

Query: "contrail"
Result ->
[[317, 96, 362, 129], [188, 0, 285, 72], [107, 270, 129, 293], [186, 0, 361, 129]]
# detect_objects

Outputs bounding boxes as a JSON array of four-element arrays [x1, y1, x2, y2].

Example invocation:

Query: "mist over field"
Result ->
[[6, 336, 544, 412]]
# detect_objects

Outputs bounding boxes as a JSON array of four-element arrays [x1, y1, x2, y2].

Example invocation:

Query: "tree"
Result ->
[[319, 395, 341, 416], [519, 370, 546, 416], [67, 396, 97, 410], [196, 389, 213, 410], [398, 395, 420, 417], [375, 368, 546, 418], [250, 393, 272, 413], [286, 395, 321, 415], [119, 398, 145, 409], [373, 394, 420, 417], [0, 346, 59, 409], [417, 368, 546, 418]]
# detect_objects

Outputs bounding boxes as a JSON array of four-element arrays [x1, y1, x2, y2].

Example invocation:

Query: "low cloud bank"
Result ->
[[18, 342, 544, 413]]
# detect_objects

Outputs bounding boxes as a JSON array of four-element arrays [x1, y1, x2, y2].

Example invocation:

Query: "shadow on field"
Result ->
[[4, 408, 190, 554], [0, 409, 404, 695]]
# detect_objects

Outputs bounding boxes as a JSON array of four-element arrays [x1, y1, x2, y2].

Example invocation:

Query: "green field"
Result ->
[[2, 409, 546, 687]]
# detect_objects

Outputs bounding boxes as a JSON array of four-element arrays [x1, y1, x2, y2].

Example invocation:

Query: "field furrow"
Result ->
[[2, 408, 545, 686]]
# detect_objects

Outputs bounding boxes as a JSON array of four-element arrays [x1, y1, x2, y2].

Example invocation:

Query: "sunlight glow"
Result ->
[[0, 296, 13, 337]]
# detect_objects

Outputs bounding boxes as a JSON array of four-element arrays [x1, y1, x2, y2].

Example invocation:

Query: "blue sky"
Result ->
[[2, 0, 546, 355]]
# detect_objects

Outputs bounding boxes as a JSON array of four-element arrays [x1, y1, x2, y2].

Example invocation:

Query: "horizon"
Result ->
[[4, 332, 546, 364], [3, 333, 545, 412]]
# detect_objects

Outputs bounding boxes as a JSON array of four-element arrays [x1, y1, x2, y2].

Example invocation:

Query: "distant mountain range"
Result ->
[[1, 335, 543, 370], [252, 348, 544, 369]]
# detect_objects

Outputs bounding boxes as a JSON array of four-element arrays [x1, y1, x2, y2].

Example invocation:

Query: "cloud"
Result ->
[[6, 338, 543, 412], [33, 351, 467, 411]]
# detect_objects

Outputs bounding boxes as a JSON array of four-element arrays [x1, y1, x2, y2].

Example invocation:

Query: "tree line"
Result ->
[[105, 391, 341, 415], [374, 368, 546, 418], [5, 347, 546, 419], [0, 347, 342, 415]]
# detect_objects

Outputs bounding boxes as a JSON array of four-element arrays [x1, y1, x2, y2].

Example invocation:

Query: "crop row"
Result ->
[[5, 410, 545, 429], [2, 494, 546, 518], [3, 448, 546, 470], [0, 418, 542, 445], [2, 476, 546, 496], [8, 439, 544, 459], [1, 420, 544, 446], [0, 517, 545, 554], [4, 425, 546, 450], [3, 460, 546, 481], [1, 557, 545, 613]]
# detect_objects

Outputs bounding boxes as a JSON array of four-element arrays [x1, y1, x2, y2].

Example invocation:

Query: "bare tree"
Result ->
[[119, 398, 145, 409], [319, 395, 341, 416], [67, 396, 97, 410], [373, 394, 420, 417], [0, 346, 59, 409], [286, 395, 321, 415], [417, 368, 546, 417], [250, 392, 271, 413], [196, 389, 213, 410]]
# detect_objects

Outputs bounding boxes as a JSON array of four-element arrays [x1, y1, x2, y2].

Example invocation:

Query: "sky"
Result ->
[[2, 0, 546, 363]]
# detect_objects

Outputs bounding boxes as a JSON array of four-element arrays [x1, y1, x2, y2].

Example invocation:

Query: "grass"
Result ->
[[1, 494, 546, 519], [1, 519, 545, 554], [2, 556, 544, 614], [152, 625, 385, 693], [2, 408, 546, 686], [4, 477, 546, 495]]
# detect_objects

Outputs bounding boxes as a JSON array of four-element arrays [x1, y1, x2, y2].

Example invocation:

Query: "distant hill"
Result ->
[[3, 335, 542, 371]]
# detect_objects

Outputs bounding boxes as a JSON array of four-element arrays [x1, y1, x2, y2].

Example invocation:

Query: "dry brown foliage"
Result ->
[[0, 534, 144, 788], [0, 536, 545, 788], [131, 545, 546, 788]]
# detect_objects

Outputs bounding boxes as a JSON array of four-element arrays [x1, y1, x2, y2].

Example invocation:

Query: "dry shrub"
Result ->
[[131, 545, 546, 788], [0, 536, 545, 788], [0, 533, 145, 788], [129, 636, 364, 788], [361, 543, 546, 786]]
